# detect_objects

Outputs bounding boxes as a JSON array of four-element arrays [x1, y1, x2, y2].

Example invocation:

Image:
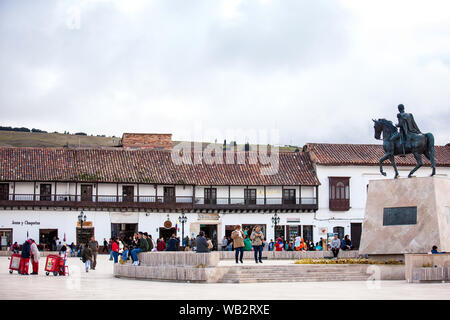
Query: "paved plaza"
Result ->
[[1, 255, 449, 300]]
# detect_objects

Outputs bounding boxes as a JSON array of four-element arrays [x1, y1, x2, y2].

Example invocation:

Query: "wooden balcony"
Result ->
[[329, 199, 350, 211], [0, 194, 318, 211]]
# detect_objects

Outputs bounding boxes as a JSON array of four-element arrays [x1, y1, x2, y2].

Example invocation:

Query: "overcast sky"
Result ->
[[1, 0, 449, 146]]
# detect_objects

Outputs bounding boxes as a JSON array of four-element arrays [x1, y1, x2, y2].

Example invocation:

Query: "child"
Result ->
[[120, 246, 129, 264]]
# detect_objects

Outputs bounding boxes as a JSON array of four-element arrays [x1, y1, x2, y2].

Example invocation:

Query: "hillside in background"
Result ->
[[0, 131, 121, 148], [0, 130, 300, 151]]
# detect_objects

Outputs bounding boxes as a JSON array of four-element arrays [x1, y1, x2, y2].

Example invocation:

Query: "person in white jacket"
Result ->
[[30, 240, 40, 275]]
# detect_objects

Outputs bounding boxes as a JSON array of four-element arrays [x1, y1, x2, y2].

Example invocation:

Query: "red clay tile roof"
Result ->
[[304, 143, 450, 167], [0, 148, 319, 186]]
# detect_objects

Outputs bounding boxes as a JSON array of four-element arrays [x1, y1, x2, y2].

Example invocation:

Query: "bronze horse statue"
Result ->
[[372, 118, 436, 178]]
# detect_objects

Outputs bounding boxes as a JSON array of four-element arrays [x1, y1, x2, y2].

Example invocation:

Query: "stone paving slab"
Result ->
[[1, 256, 449, 300]]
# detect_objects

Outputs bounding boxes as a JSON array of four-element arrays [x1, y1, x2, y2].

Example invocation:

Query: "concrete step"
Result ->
[[218, 264, 371, 283], [219, 276, 370, 283], [223, 274, 365, 278]]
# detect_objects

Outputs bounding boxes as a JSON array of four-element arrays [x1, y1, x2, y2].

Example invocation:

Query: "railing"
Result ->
[[329, 199, 350, 211], [1, 194, 318, 210]]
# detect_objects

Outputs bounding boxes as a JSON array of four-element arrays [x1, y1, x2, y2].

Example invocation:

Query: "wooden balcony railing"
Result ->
[[1, 194, 318, 211], [329, 199, 350, 211]]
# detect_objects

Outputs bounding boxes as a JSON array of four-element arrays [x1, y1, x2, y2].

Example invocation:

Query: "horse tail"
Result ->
[[425, 133, 436, 170], [425, 133, 434, 154]]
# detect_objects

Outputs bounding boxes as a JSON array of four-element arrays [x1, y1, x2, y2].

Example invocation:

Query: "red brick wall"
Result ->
[[122, 133, 172, 150]]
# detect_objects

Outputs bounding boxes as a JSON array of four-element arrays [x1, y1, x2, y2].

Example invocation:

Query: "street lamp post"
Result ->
[[78, 211, 87, 245], [178, 212, 188, 247], [271, 212, 280, 240]]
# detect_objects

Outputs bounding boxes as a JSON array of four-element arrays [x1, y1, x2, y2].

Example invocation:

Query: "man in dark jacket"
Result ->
[[195, 232, 210, 253], [81, 243, 93, 272], [141, 233, 150, 252], [19, 240, 32, 275], [131, 232, 148, 266], [166, 234, 179, 251], [144, 233, 154, 251], [88, 236, 99, 270]]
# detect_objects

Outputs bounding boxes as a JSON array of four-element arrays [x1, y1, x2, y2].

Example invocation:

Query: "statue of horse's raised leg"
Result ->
[[379, 153, 390, 177]]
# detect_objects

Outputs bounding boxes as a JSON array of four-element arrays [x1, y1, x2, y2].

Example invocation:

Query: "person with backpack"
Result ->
[[81, 242, 93, 272]]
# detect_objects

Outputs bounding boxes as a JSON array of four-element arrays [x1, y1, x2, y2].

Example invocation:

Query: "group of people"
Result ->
[[103, 232, 155, 266], [13, 238, 68, 275]]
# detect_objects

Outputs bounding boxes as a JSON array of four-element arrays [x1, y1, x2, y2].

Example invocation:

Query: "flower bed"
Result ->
[[294, 258, 404, 265]]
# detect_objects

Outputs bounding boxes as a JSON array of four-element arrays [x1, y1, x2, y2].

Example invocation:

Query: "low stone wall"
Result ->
[[114, 264, 231, 282], [137, 252, 220, 267], [219, 250, 360, 260], [116, 252, 223, 282], [405, 253, 450, 283]]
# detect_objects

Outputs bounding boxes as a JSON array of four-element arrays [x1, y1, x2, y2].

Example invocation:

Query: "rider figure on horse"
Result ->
[[390, 104, 422, 157]]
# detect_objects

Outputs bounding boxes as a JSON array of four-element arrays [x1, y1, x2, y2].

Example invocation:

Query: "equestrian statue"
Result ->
[[372, 104, 436, 179]]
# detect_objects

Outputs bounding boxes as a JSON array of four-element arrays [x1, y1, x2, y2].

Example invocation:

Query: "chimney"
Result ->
[[122, 133, 172, 150]]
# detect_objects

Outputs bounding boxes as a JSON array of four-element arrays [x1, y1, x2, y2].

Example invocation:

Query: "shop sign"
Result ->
[[198, 213, 219, 221], [11, 220, 40, 226], [77, 221, 93, 227]]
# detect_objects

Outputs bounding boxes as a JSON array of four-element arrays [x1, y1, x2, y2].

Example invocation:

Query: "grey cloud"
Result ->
[[0, 0, 449, 146]]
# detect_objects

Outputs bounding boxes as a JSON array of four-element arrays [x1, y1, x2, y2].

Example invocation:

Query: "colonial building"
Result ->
[[0, 135, 319, 249], [0, 134, 449, 251]]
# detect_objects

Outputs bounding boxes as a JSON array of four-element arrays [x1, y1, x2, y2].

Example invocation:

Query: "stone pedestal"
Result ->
[[359, 177, 450, 257]]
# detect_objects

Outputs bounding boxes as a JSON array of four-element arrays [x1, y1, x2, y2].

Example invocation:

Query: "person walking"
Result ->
[[88, 236, 99, 270], [102, 238, 108, 253], [81, 243, 93, 272], [30, 239, 40, 275], [250, 226, 264, 263], [108, 238, 113, 261], [111, 238, 119, 263], [231, 225, 245, 264], [19, 239, 31, 275], [330, 234, 341, 259], [195, 231, 210, 253], [69, 242, 76, 257]]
